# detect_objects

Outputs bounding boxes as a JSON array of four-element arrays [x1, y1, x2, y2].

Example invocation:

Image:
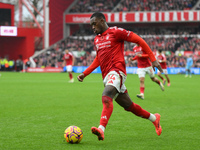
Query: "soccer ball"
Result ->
[[64, 126, 83, 144]]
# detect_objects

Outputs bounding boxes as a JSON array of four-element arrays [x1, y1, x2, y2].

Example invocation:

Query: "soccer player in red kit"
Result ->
[[157, 49, 170, 86], [77, 12, 162, 141], [63, 49, 74, 83], [129, 44, 164, 100]]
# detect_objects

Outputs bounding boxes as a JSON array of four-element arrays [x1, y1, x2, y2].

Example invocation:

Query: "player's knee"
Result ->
[[102, 86, 118, 98], [124, 104, 132, 112], [139, 78, 144, 83]]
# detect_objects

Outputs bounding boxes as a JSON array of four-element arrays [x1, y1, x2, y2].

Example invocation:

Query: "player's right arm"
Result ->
[[77, 56, 100, 82]]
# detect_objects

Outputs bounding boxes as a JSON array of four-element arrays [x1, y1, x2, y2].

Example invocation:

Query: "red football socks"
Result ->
[[140, 87, 145, 94], [125, 102, 150, 119], [69, 73, 73, 79], [100, 96, 113, 127]]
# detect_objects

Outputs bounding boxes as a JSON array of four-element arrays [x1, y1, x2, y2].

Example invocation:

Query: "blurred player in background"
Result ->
[[185, 55, 193, 78], [157, 49, 171, 86], [129, 44, 164, 100], [77, 12, 162, 141], [63, 49, 74, 83]]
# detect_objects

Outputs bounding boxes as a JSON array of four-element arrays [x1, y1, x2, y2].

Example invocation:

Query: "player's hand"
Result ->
[[137, 54, 142, 57], [62, 63, 65, 68], [77, 73, 85, 82], [152, 60, 163, 73], [128, 57, 133, 61]]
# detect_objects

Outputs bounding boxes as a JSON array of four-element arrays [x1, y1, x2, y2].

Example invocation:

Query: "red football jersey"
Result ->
[[63, 52, 73, 66], [83, 26, 156, 78], [133, 45, 151, 68], [93, 27, 132, 78], [157, 53, 167, 69]]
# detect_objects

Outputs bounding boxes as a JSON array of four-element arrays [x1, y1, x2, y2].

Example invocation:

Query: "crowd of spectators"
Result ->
[[115, 0, 198, 12], [69, 0, 121, 13], [69, 0, 199, 13], [33, 37, 96, 68]]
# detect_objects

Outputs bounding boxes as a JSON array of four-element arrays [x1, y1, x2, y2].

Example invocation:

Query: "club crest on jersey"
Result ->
[[100, 36, 104, 41]]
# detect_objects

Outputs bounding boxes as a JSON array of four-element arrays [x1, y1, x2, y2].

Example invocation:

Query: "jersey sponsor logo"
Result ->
[[64, 56, 70, 59], [95, 41, 111, 50]]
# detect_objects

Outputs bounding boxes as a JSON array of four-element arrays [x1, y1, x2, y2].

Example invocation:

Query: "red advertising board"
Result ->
[[65, 11, 200, 23]]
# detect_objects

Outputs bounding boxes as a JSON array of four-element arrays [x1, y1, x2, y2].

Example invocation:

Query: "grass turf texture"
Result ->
[[0, 72, 199, 150]]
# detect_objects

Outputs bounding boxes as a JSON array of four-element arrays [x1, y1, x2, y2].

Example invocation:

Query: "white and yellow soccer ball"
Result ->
[[64, 126, 83, 144]]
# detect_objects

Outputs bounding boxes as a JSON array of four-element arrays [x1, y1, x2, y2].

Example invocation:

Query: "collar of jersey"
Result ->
[[97, 27, 110, 36]]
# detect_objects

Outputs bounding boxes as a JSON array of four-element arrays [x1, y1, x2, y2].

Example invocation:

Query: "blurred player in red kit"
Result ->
[[157, 49, 170, 86], [129, 44, 164, 100], [77, 12, 162, 141], [63, 49, 74, 83]]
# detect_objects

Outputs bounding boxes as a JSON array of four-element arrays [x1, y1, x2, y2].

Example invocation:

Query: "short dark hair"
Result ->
[[90, 12, 106, 20], [158, 49, 162, 53]]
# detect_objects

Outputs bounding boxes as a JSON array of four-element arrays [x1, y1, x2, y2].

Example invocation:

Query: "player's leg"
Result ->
[[68, 72, 74, 82], [151, 77, 164, 91], [67, 65, 74, 82], [91, 71, 119, 141], [91, 85, 118, 141], [164, 74, 170, 86], [157, 71, 166, 85], [188, 67, 192, 77], [148, 67, 164, 91], [185, 66, 189, 77], [115, 92, 162, 136], [136, 68, 145, 99], [137, 77, 145, 99]]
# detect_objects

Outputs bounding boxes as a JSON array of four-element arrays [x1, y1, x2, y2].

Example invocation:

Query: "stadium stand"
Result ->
[[68, 0, 199, 13], [115, 0, 198, 12], [69, 0, 121, 12]]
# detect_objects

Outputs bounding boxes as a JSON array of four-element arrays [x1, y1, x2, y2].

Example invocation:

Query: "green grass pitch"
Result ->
[[0, 72, 199, 150]]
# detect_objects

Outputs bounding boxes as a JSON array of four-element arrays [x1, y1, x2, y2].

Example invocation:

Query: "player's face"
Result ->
[[65, 50, 69, 54], [90, 17, 104, 35]]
